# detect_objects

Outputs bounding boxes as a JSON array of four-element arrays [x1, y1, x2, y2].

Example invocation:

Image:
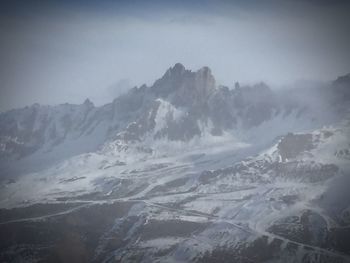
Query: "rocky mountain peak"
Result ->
[[83, 98, 94, 109], [169, 63, 186, 74], [194, 66, 216, 94], [331, 72, 350, 103], [334, 72, 350, 85], [1, 64, 349, 181], [197, 66, 211, 75], [151, 63, 216, 106]]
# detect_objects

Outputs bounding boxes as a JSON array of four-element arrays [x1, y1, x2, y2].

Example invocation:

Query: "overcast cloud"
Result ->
[[0, 0, 349, 111]]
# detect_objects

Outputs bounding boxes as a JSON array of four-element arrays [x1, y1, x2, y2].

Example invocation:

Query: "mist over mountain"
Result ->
[[2, 0, 350, 112], [0, 63, 350, 263], [1, 0, 350, 261], [0, 64, 347, 177]]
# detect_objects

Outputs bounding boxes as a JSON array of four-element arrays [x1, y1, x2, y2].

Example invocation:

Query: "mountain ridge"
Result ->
[[1, 65, 350, 262], [0, 64, 349, 178]]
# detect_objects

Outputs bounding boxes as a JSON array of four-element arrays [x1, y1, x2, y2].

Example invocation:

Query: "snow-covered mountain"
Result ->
[[0, 64, 346, 178], [0, 64, 349, 263]]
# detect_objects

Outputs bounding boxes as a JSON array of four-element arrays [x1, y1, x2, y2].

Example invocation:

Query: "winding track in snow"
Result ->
[[0, 203, 92, 225], [1, 197, 350, 262]]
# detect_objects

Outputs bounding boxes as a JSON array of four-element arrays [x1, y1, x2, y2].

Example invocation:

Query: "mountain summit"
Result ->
[[151, 63, 216, 107], [0, 64, 347, 177], [1, 65, 350, 263]]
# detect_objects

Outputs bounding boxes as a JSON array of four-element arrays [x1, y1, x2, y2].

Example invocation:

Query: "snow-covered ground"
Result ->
[[0, 118, 349, 262]]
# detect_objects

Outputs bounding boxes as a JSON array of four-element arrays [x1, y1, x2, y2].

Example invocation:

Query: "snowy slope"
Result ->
[[1, 64, 346, 179], [0, 65, 349, 262]]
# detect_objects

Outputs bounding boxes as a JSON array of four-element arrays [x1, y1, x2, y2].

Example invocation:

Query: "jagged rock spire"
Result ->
[[151, 63, 216, 106]]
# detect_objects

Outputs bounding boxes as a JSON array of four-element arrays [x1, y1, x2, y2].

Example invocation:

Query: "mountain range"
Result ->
[[0, 64, 349, 263], [1, 64, 348, 178]]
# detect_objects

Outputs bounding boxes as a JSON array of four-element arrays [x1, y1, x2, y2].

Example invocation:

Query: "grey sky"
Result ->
[[0, 0, 349, 111]]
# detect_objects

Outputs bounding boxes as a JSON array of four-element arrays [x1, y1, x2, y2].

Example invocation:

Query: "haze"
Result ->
[[0, 0, 349, 111]]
